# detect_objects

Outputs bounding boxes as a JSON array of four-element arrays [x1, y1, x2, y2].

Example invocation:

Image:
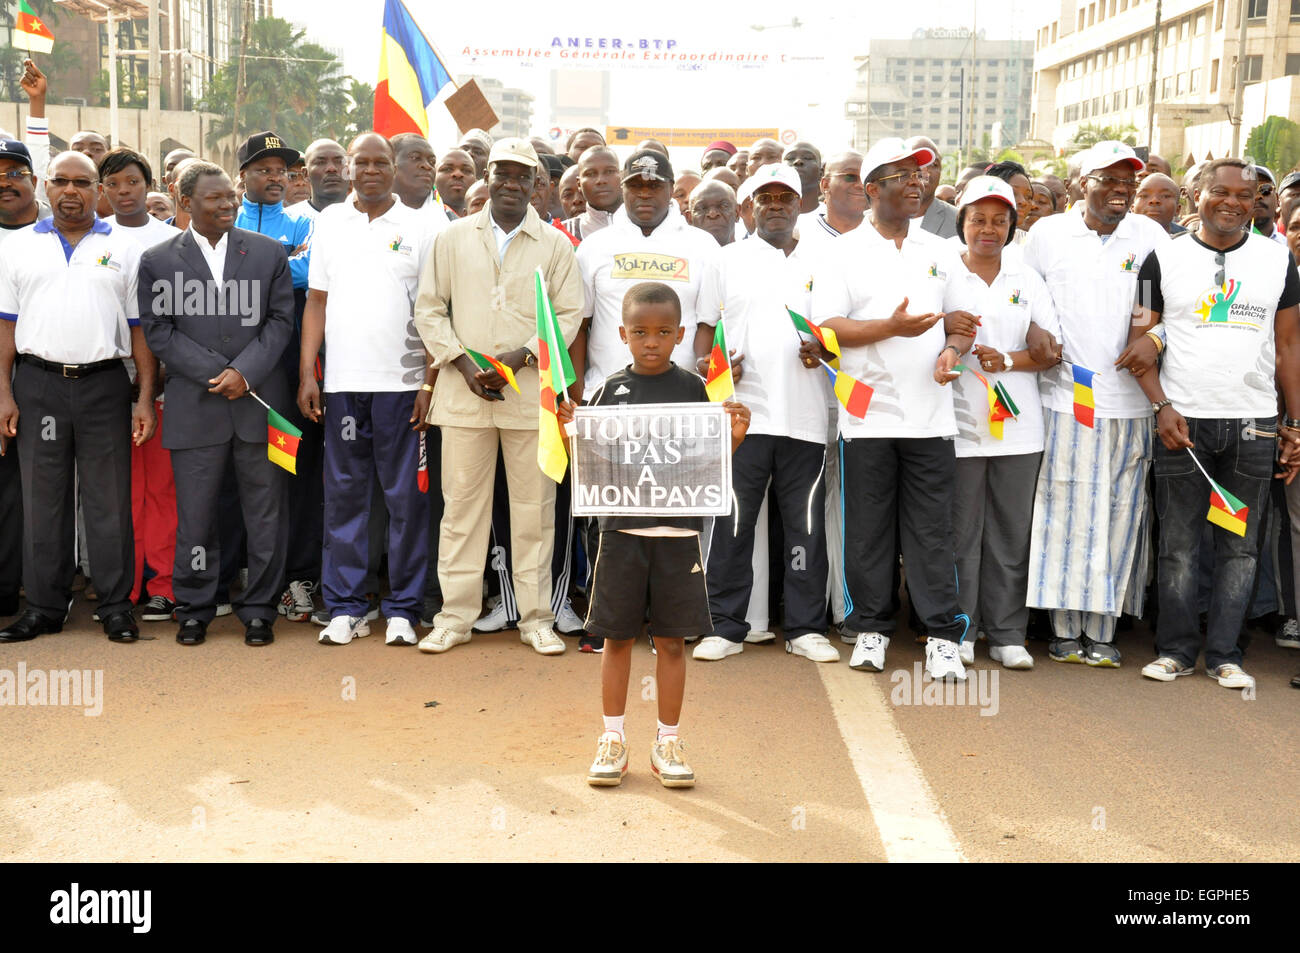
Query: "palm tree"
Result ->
[[1067, 123, 1139, 153]]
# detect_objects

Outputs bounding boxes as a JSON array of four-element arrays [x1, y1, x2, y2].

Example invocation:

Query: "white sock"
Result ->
[[656, 720, 678, 741], [602, 715, 625, 740]]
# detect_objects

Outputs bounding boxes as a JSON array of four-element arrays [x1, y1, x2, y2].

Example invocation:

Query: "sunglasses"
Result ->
[[48, 177, 97, 189], [1214, 250, 1226, 289]]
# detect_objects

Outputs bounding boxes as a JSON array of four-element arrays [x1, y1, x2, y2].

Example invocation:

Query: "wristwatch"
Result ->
[[1000, 350, 1014, 371], [1283, 416, 1300, 429], [522, 347, 537, 367], [1151, 399, 1173, 415]]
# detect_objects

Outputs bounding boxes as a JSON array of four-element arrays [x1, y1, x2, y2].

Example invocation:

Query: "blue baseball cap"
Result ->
[[0, 138, 33, 172]]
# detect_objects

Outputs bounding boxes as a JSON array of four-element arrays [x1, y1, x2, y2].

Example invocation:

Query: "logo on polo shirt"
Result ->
[[1194, 279, 1265, 329], [927, 262, 947, 280], [95, 252, 121, 271], [1008, 289, 1022, 305], [611, 252, 689, 281], [388, 234, 412, 255], [1121, 252, 1137, 272]]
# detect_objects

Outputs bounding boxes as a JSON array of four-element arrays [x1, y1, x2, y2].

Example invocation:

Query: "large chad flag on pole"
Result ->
[[375, 0, 453, 138], [15, 1, 55, 54]]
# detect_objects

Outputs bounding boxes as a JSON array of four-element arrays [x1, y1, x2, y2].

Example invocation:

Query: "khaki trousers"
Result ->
[[435, 425, 556, 634]]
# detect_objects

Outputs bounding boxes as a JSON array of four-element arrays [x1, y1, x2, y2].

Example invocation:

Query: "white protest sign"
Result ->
[[571, 402, 731, 516]]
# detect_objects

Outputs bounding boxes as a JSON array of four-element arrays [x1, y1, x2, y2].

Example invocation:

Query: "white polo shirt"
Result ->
[[0, 217, 141, 363], [308, 196, 438, 392], [1023, 208, 1169, 419], [696, 236, 828, 444], [577, 204, 720, 394], [811, 217, 958, 439], [794, 205, 849, 249], [943, 245, 1057, 457], [1139, 231, 1300, 419], [112, 215, 177, 250]]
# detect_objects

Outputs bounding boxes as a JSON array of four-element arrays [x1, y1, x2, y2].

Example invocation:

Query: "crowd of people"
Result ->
[[3, 56, 1300, 786]]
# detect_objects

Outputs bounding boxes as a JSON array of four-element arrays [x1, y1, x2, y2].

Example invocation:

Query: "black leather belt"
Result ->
[[19, 354, 124, 379]]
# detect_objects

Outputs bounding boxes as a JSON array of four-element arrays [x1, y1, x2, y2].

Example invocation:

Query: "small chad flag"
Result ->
[[1207, 480, 1249, 537], [15, 1, 54, 54], [787, 307, 840, 368], [464, 347, 520, 393], [821, 362, 873, 419], [1071, 364, 1096, 428], [705, 318, 734, 402], [267, 407, 302, 474]]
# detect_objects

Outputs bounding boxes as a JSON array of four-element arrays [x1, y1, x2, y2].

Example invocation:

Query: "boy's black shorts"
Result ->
[[584, 531, 714, 641]]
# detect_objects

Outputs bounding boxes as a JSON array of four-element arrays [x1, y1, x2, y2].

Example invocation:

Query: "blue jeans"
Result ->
[[1153, 417, 1276, 668]]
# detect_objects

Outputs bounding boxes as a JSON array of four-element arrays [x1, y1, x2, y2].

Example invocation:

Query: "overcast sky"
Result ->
[[274, 0, 1028, 151]]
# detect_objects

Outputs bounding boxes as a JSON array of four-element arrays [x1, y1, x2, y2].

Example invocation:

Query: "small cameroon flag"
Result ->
[[821, 361, 873, 419], [1207, 480, 1248, 537], [1071, 363, 1096, 429], [15, 0, 55, 55], [787, 307, 841, 368], [464, 347, 520, 393], [267, 407, 302, 474], [704, 317, 734, 402]]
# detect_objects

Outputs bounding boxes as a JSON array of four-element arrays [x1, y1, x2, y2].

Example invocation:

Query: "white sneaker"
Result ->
[[587, 731, 628, 787], [473, 595, 514, 632], [1141, 656, 1193, 681], [1276, 618, 1300, 649], [215, 603, 233, 617], [925, 637, 967, 681], [692, 635, 743, 660], [958, 639, 975, 665], [318, 615, 370, 645], [418, 626, 471, 654], [385, 617, 418, 646], [1207, 663, 1255, 690], [555, 599, 585, 634], [785, 633, 840, 662], [848, 632, 889, 671], [745, 630, 776, 644], [988, 644, 1035, 669], [521, 625, 566, 655]]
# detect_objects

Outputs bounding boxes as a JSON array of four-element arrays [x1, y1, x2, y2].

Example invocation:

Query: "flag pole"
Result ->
[[1183, 446, 1235, 513], [246, 389, 271, 412]]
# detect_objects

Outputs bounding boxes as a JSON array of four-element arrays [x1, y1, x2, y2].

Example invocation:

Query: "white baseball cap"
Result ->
[[737, 162, 802, 204], [957, 175, 1017, 211], [861, 137, 937, 183], [486, 137, 539, 169], [1079, 140, 1145, 177]]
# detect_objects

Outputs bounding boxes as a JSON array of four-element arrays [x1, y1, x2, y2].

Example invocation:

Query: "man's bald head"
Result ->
[[1134, 172, 1181, 231], [70, 131, 109, 164], [703, 166, 741, 190], [306, 138, 344, 160], [49, 150, 97, 179], [1143, 153, 1172, 178], [349, 131, 393, 156], [747, 138, 783, 176], [636, 139, 670, 156], [1137, 172, 1178, 194]]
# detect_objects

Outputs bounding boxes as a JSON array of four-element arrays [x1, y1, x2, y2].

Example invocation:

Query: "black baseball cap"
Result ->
[[0, 138, 33, 172], [540, 153, 565, 180], [1279, 170, 1300, 194], [621, 149, 674, 185], [237, 131, 300, 170]]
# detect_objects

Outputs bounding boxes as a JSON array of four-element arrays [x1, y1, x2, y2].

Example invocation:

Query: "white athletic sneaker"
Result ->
[[278, 579, 317, 622], [473, 595, 513, 632], [692, 635, 743, 661], [745, 630, 776, 644], [418, 626, 471, 654], [318, 615, 370, 645], [848, 632, 889, 671], [1207, 663, 1255, 690], [385, 617, 418, 646], [1141, 656, 1193, 682], [554, 599, 585, 634], [958, 638, 975, 665], [785, 633, 840, 662], [586, 732, 628, 787], [215, 603, 233, 617], [649, 736, 695, 788], [521, 626, 566, 655], [925, 637, 968, 681], [988, 644, 1035, 669]]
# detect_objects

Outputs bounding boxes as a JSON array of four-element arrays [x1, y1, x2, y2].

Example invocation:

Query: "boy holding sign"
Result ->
[[559, 282, 749, 788]]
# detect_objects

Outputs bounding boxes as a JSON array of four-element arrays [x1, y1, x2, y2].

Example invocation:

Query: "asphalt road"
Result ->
[[2, 602, 1297, 863]]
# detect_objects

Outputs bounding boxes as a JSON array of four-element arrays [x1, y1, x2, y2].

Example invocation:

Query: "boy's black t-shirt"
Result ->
[[586, 363, 710, 534]]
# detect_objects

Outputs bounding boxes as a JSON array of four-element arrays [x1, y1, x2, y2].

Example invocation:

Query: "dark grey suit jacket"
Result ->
[[138, 227, 295, 451], [920, 199, 959, 239]]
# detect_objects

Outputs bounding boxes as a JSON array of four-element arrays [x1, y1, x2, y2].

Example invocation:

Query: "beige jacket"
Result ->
[[414, 205, 582, 429]]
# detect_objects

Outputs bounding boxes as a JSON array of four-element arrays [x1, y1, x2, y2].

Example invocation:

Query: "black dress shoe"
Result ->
[[103, 610, 139, 643], [0, 593, 19, 618], [176, 619, 207, 646], [0, 609, 63, 643], [244, 619, 274, 646]]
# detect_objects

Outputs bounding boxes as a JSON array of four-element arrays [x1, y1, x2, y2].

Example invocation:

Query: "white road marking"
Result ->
[[817, 663, 965, 862]]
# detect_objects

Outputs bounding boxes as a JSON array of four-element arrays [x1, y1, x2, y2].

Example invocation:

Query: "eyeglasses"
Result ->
[[754, 189, 800, 207], [1214, 250, 1226, 289], [1, 169, 32, 181], [48, 177, 97, 189], [1086, 174, 1137, 191], [285, 171, 306, 181], [872, 170, 924, 187], [830, 172, 862, 184]]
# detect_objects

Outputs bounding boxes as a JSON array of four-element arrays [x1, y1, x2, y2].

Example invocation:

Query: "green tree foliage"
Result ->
[[1066, 123, 1139, 153], [342, 80, 375, 144], [201, 17, 353, 152], [1244, 116, 1300, 179]]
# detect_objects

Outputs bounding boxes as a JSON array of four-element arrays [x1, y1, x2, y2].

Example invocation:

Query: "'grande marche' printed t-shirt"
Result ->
[[1137, 231, 1300, 420], [586, 364, 710, 534]]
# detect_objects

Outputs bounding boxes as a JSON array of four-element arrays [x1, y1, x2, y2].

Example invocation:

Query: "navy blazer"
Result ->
[[138, 227, 295, 451]]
